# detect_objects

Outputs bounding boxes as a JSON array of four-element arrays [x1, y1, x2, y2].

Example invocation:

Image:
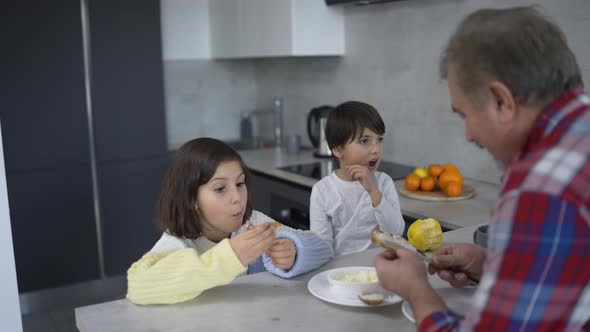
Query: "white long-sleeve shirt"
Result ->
[[310, 171, 405, 256]]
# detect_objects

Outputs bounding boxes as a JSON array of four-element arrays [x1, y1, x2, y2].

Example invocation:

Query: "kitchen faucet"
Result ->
[[273, 97, 283, 147]]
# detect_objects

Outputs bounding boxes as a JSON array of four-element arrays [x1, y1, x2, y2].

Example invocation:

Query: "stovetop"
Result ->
[[279, 159, 415, 181]]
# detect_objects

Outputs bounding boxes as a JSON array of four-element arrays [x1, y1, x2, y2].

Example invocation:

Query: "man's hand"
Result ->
[[374, 249, 446, 325], [374, 249, 430, 300], [428, 243, 486, 287], [230, 221, 276, 266], [266, 238, 296, 270], [346, 165, 381, 206]]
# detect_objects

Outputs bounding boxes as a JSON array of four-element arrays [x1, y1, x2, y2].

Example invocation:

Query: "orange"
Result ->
[[428, 164, 444, 178], [443, 164, 460, 174], [438, 170, 463, 190], [420, 176, 436, 192], [444, 181, 462, 197], [405, 173, 421, 191]]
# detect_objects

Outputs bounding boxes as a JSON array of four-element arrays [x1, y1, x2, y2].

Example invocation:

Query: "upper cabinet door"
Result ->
[[210, 0, 345, 58]]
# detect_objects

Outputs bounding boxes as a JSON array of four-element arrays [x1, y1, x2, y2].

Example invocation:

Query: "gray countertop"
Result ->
[[75, 225, 483, 332], [239, 148, 500, 229]]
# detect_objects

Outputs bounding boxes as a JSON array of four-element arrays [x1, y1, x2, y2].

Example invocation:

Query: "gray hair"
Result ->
[[440, 6, 583, 107]]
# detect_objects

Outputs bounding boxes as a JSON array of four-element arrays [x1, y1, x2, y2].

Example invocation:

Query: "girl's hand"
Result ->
[[230, 221, 276, 266], [346, 165, 378, 193], [266, 238, 296, 270]]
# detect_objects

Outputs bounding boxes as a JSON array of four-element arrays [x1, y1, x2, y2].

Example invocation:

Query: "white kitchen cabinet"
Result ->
[[161, 0, 211, 60], [209, 0, 345, 58]]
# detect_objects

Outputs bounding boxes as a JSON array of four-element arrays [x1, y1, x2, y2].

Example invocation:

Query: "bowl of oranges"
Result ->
[[402, 164, 473, 201]]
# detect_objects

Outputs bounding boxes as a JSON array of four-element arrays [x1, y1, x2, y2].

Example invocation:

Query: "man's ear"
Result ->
[[488, 81, 517, 123]]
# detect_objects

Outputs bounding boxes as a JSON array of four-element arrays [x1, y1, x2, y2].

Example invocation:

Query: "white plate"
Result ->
[[307, 268, 402, 307], [402, 287, 476, 323]]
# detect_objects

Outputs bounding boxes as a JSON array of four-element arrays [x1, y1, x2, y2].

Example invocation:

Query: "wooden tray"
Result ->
[[395, 181, 476, 202]]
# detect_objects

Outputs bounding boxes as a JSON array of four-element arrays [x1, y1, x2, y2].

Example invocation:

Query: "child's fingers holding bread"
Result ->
[[242, 222, 273, 238], [243, 223, 276, 248], [230, 223, 276, 266], [245, 219, 254, 230], [251, 225, 276, 250]]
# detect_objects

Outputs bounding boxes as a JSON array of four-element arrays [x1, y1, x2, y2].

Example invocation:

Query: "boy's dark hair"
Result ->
[[156, 137, 253, 239], [325, 101, 385, 150]]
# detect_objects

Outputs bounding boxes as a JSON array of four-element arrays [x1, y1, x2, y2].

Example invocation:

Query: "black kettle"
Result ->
[[307, 105, 335, 158]]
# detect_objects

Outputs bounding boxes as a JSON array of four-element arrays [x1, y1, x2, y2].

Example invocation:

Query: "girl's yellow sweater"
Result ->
[[127, 211, 334, 305], [127, 238, 245, 305]]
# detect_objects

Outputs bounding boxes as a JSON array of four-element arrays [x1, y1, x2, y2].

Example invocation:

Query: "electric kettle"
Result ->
[[307, 105, 335, 158]]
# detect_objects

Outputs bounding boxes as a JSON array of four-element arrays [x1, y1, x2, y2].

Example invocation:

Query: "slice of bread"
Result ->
[[358, 292, 385, 305], [371, 229, 416, 252], [245, 220, 282, 231]]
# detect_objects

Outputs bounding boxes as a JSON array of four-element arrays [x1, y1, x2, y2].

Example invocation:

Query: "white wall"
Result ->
[[252, 0, 590, 183], [162, 0, 590, 183], [0, 125, 23, 331], [163, 59, 258, 148]]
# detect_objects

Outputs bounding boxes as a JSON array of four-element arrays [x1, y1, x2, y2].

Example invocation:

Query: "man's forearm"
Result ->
[[409, 283, 448, 326]]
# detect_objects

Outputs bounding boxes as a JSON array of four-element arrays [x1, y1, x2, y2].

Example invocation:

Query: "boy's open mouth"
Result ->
[[368, 160, 378, 168]]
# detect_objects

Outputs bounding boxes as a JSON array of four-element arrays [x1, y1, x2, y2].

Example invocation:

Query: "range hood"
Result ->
[[325, 0, 409, 5]]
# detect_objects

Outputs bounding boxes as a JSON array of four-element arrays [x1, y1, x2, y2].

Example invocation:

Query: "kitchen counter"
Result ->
[[75, 225, 483, 332], [240, 148, 500, 230], [241, 147, 322, 187]]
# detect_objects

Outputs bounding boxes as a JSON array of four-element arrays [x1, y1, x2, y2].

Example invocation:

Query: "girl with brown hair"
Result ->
[[127, 138, 332, 305]]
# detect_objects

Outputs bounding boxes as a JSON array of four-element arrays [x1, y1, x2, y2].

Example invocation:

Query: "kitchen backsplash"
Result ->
[[163, 0, 590, 184], [163, 59, 257, 146]]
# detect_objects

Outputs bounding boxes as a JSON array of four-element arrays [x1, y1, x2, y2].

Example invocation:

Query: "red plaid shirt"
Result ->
[[421, 88, 590, 332]]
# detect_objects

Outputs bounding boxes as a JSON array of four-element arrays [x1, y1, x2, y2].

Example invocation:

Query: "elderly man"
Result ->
[[375, 6, 589, 331]]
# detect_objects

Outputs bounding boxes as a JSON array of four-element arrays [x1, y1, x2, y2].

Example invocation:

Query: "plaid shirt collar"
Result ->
[[509, 87, 586, 171]]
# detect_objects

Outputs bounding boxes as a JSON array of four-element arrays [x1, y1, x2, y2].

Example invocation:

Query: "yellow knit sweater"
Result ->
[[127, 238, 246, 305]]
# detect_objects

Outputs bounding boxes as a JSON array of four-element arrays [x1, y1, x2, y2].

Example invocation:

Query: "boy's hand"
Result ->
[[346, 165, 378, 192], [230, 221, 276, 266], [347, 165, 382, 206], [266, 238, 296, 270]]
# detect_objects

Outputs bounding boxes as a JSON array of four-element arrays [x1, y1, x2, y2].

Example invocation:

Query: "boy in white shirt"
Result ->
[[310, 101, 405, 256]]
